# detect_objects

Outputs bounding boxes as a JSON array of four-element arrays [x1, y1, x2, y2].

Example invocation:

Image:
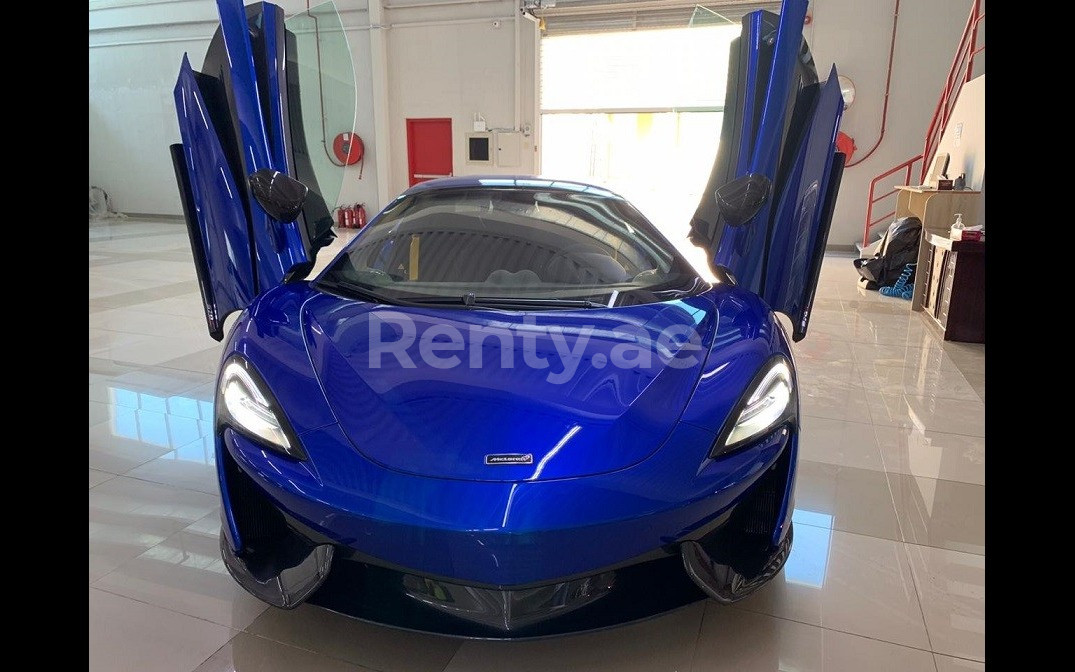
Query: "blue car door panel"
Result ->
[[214, 0, 309, 293], [764, 71, 845, 340], [171, 0, 346, 339], [172, 56, 257, 340], [691, 0, 843, 341]]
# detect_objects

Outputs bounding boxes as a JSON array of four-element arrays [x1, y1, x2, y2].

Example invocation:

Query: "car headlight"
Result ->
[[711, 356, 796, 457], [217, 356, 306, 460]]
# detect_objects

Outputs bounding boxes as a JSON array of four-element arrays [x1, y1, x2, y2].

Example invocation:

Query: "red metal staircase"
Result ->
[[861, 0, 985, 248]]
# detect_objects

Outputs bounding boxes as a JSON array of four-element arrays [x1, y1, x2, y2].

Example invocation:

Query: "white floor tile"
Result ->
[[136, 294, 211, 318], [88, 366, 212, 407], [90, 329, 154, 356], [126, 436, 218, 495], [859, 362, 981, 401], [90, 468, 116, 488], [92, 334, 216, 367], [91, 307, 208, 338], [693, 605, 935, 672], [798, 417, 885, 470], [799, 377, 874, 423], [194, 632, 368, 672], [89, 409, 209, 473], [247, 604, 461, 672], [851, 342, 961, 372], [906, 544, 985, 662], [88, 273, 179, 298], [875, 426, 985, 485], [795, 462, 901, 542], [888, 473, 985, 555], [732, 530, 931, 650], [865, 392, 985, 437], [89, 477, 219, 581], [934, 654, 986, 671], [792, 337, 856, 366], [94, 529, 269, 629], [89, 587, 236, 672]]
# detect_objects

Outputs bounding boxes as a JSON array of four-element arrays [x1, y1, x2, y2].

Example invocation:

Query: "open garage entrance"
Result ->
[[538, 6, 766, 277]]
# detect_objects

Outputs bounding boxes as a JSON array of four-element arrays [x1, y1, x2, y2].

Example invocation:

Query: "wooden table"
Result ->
[[887, 186, 982, 311]]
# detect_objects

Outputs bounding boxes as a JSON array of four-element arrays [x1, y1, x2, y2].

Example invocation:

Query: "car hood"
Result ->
[[300, 291, 717, 482]]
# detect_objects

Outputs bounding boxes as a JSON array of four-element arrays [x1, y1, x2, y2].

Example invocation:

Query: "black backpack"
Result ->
[[854, 216, 922, 290]]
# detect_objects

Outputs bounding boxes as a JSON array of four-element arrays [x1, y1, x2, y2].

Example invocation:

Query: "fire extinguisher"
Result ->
[[335, 204, 368, 229], [336, 206, 350, 228]]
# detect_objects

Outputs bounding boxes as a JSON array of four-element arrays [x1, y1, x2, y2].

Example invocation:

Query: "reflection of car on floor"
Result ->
[[169, 0, 844, 637]]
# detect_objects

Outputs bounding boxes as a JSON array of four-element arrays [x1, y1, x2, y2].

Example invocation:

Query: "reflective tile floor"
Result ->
[[90, 219, 985, 671]]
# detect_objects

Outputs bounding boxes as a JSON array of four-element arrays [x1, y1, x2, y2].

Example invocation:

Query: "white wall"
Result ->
[[806, 0, 978, 246], [90, 0, 377, 216], [386, 7, 538, 196], [932, 74, 984, 226], [89, 0, 535, 218], [90, 0, 976, 238], [933, 75, 984, 187]]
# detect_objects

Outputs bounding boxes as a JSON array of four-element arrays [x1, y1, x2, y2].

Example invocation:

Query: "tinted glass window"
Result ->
[[319, 187, 705, 308]]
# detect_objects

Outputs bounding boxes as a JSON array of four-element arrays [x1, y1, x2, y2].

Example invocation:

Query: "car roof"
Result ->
[[401, 175, 626, 200]]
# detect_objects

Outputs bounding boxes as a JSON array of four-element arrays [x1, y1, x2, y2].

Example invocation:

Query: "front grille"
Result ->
[[693, 430, 793, 578], [735, 434, 791, 535]]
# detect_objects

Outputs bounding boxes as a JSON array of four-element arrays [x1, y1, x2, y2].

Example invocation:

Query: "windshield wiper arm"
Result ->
[[315, 278, 398, 305]]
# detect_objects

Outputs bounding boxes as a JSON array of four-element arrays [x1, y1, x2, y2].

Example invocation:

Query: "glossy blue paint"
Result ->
[[224, 425, 792, 586], [212, 280, 794, 585], [679, 287, 775, 432], [733, 11, 763, 173], [301, 292, 716, 482], [173, 55, 256, 336], [763, 69, 845, 332], [715, 0, 810, 292], [214, 0, 309, 292], [173, 0, 839, 620], [259, 3, 290, 173]]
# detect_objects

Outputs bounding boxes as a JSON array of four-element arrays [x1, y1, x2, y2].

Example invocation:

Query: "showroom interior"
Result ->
[[89, 0, 985, 670]]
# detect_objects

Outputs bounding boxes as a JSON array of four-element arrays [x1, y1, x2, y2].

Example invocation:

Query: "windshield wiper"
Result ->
[[315, 278, 399, 305], [411, 293, 606, 309]]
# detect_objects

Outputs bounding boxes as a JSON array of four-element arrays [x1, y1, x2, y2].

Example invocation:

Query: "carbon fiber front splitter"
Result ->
[[219, 531, 334, 609], [682, 523, 794, 604]]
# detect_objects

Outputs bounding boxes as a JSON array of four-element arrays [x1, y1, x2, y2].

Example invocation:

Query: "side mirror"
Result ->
[[249, 169, 308, 222], [714, 174, 772, 227]]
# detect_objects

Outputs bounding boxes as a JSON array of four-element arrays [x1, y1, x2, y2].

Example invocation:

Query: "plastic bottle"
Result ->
[[950, 213, 965, 240]]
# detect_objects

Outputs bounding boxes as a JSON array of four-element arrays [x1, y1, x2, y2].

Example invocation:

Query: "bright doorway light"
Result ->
[[540, 25, 740, 279]]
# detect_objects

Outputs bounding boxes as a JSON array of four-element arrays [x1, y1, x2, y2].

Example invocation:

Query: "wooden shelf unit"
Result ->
[[919, 234, 985, 343]]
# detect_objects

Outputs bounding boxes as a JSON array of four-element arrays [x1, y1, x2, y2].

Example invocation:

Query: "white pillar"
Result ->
[[368, 0, 393, 208]]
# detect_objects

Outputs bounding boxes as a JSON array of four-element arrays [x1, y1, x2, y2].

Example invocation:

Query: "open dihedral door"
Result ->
[[170, 0, 354, 340], [689, 0, 845, 341]]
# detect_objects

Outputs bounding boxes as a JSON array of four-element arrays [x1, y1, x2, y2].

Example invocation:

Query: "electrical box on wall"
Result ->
[[495, 131, 523, 168], [465, 132, 492, 165]]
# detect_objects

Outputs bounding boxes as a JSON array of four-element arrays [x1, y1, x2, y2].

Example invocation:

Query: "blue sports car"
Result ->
[[170, 0, 844, 637]]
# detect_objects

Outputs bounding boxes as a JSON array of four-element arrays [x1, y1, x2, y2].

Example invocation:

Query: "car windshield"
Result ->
[[318, 186, 706, 308]]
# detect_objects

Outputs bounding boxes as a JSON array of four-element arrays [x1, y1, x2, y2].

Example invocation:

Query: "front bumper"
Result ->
[[217, 422, 798, 637]]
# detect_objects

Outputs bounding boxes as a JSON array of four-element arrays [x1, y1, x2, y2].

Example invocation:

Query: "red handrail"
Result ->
[[862, 0, 984, 247], [863, 154, 920, 247]]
